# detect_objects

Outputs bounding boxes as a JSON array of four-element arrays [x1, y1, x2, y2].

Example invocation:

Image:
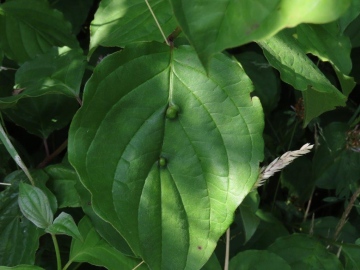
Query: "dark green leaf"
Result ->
[[3, 94, 79, 138], [69, 216, 146, 270], [341, 244, 360, 270], [169, 0, 351, 65], [18, 182, 53, 229], [258, 30, 347, 126], [236, 191, 261, 244], [201, 252, 222, 270], [0, 47, 85, 108], [339, 0, 360, 32], [45, 212, 82, 241], [268, 234, 343, 269], [0, 266, 44, 270], [313, 122, 360, 197], [237, 51, 280, 113], [89, 0, 176, 55], [75, 178, 134, 256], [280, 157, 314, 204], [50, 0, 95, 34], [0, 171, 41, 266], [45, 164, 81, 208], [230, 250, 291, 270], [0, 0, 78, 63], [69, 42, 264, 269], [302, 217, 359, 244]]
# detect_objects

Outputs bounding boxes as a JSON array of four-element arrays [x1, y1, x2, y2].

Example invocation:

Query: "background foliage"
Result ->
[[0, 0, 360, 269]]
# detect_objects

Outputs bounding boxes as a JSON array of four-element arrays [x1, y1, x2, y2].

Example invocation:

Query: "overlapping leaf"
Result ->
[[69, 217, 146, 270], [0, 0, 78, 63], [258, 30, 347, 126], [69, 42, 264, 269], [169, 0, 351, 65], [89, 0, 176, 55]]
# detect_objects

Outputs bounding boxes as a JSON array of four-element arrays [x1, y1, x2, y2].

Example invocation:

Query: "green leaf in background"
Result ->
[[296, 23, 352, 75], [268, 234, 343, 270], [45, 164, 80, 208], [237, 51, 280, 113], [18, 182, 53, 229], [45, 212, 82, 241], [0, 47, 85, 108], [2, 94, 79, 138], [0, 172, 41, 266], [341, 244, 360, 269], [200, 252, 222, 270], [301, 217, 359, 244], [239, 210, 289, 251], [334, 67, 356, 97], [258, 30, 347, 126], [49, 0, 95, 34], [313, 122, 360, 198], [169, 0, 351, 65], [229, 250, 291, 270], [0, 266, 44, 270], [68, 216, 146, 270], [89, 0, 176, 55], [69, 42, 264, 269], [338, 0, 360, 32], [280, 157, 314, 205], [0, 0, 78, 63], [75, 178, 134, 256], [236, 191, 260, 244]]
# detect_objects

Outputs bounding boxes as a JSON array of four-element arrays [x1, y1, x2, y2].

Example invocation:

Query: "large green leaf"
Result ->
[[89, 0, 176, 55], [0, 0, 78, 63], [168, 0, 351, 65], [341, 244, 360, 269], [258, 30, 347, 126], [0, 171, 42, 266], [268, 234, 343, 269], [69, 42, 264, 269], [68, 216, 146, 270]]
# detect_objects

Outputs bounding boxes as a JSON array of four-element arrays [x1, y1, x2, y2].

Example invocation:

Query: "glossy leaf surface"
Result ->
[[69, 42, 264, 269], [89, 0, 176, 55], [169, 0, 351, 65], [0, 0, 78, 63]]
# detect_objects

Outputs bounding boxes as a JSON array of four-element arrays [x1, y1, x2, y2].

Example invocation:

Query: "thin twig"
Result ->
[[333, 186, 360, 241], [144, 0, 169, 46], [132, 261, 145, 270], [224, 227, 230, 270], [37, 139, 68, 169], [43, 138, 50, 158], [303, 188, 315, 223]]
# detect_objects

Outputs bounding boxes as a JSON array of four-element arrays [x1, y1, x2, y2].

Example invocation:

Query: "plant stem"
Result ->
[[167, 26, 182, 43], [224, 228, 230, 270], [37, 139, 68, 169], [0, 122, 35, 186], [303, 188, 314, 223], [132, 261, 145, 270], [51, 234, 62, 270], [144, 0, 169, 46], [43, 138, 50, 157], [333, 186, 360, 240], [348, 103, 360, 127]]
